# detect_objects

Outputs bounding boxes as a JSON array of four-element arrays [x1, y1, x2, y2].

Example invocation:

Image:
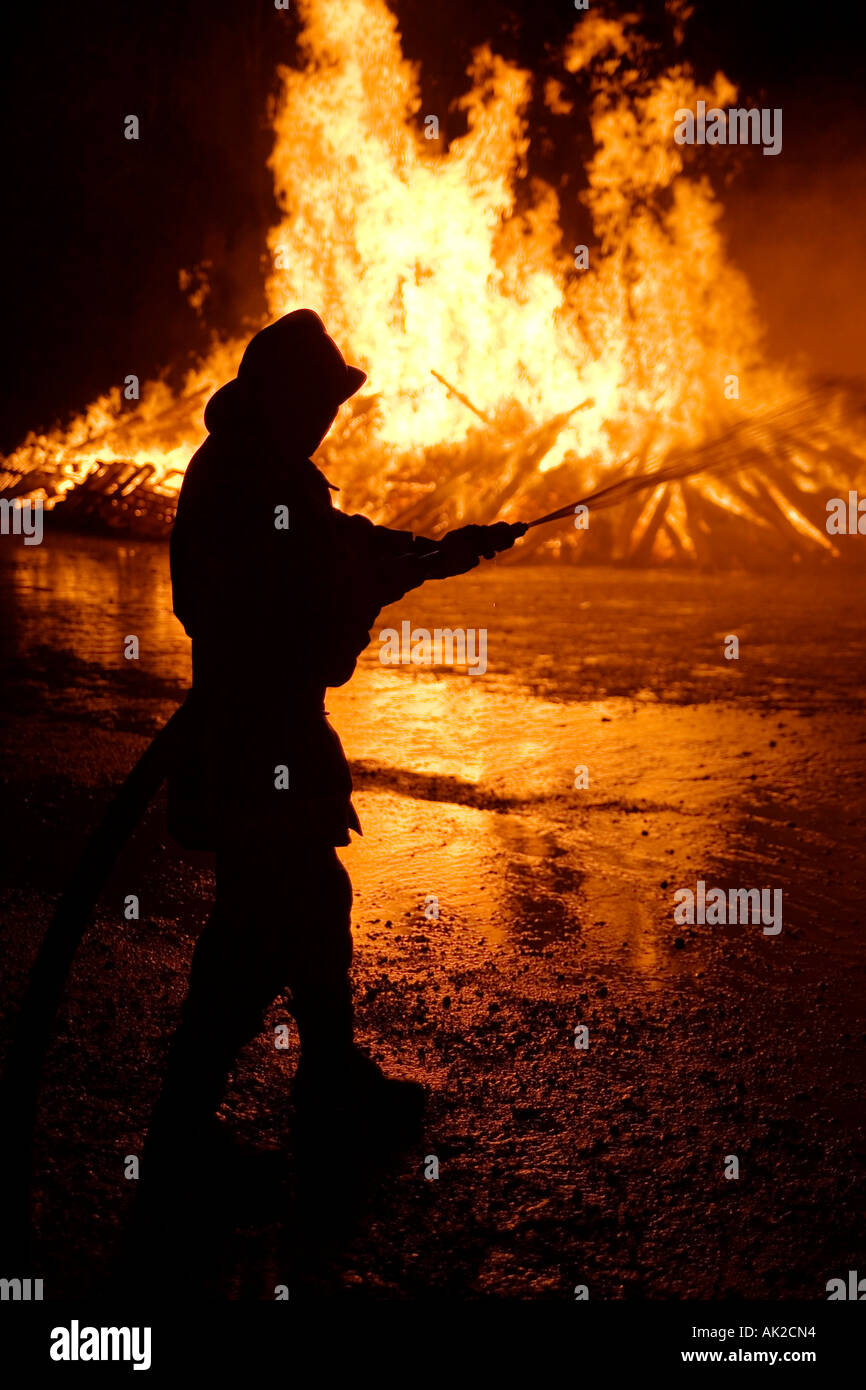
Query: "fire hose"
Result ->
[[0, 706, 189, 1268]]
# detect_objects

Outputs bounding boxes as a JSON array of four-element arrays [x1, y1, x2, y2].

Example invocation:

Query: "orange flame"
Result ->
[[3, 0, 864, 561]]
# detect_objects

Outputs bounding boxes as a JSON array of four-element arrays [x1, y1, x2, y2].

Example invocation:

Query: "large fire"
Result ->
[[2, 0, 864, 563]]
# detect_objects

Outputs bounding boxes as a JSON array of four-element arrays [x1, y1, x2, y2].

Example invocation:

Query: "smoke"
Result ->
[[724, 129, 866, 379]]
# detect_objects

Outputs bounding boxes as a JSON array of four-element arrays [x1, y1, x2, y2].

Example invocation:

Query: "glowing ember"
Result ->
[[2, 0, 864, 562]]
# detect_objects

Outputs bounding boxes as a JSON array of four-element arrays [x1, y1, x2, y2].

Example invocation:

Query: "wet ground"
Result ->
[[1, 534, 865, 1299]]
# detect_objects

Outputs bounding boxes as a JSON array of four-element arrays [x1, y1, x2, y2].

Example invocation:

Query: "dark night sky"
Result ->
[[2, 0, 864, 453]]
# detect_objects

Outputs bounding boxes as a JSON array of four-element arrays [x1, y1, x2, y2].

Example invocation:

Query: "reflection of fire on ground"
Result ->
[[2, 0, 865, 564]]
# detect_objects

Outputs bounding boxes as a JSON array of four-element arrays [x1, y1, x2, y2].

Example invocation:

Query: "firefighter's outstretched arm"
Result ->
[[400, 521, 527, 589], [320, 519, 527, 687]]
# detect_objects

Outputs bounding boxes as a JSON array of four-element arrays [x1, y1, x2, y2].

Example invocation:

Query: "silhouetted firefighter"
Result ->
[[142, 310, 524, 1175]]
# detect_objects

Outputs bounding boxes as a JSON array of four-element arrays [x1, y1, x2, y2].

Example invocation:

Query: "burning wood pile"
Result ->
[[0, 460, 181, 540], [4, 374, 861, 565], [2, 0, 865, 564]]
